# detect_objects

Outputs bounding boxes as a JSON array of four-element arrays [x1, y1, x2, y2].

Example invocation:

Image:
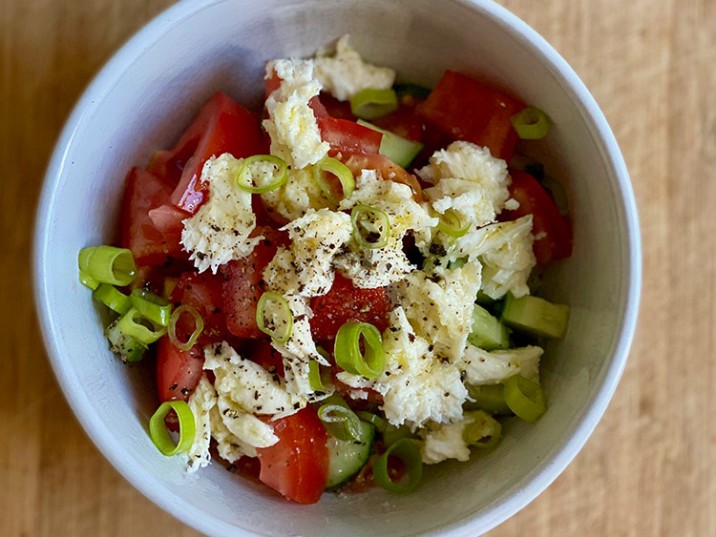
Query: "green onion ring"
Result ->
[[510, 106, 550, 140], [78, 246, 136, 287], [334, 322, 385, 380], [503, 375, 547, 422], [308, 360, 327, 392], [356, 411, 388, 433], [116, 307, 166, 346], [79, 270, 100, 290], [256, 291, 294, 344], [351, 205, 391, 249], [93, 284, 131, 315], [463, 410, 503, 449], [149, 401, 196, 456], [130, 289, 172, 327], [317, 396, 362, 442], [168, 304, 204, 351], [312, 156, 355, 203], [350, 88, 399, 120], [236, 155, 288, 194], [373, 438, 423, 494], [436, 209, 470, 238]]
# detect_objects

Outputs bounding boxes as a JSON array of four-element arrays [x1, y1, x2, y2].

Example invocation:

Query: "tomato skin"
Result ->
[[319, 117, 383, 156], [221, 228, 288, 339], [310, 273, 391, 342], [417, 70, 525, 161], [155, 335, 205, 403], [501, 170, 573, 266], [256, 407, 328, 504], [119, 167, 186, 267], [170, 270, 231, 343], [167, 92, 267, 213]]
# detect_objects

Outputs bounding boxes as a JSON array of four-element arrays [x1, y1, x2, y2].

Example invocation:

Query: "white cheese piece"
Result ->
[[181, 154, 261, 274], [337, 307, 467, 430], [209, 405, 262, 462], [390, 262, 482, 362], [261, 167, 331, 222], [459, 345, 543, 385], [263, 59, 329, 169], [419, 141, 510, 228], [183, 375, 217, 473], [335, 170, 437, 288], [420, 420, 471, 464], [313, 35, 396, 101], [215, 394, 278, 449], [451, 216, 536, 299]]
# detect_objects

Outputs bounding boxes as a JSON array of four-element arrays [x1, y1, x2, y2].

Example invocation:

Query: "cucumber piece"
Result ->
[[464, 383, 511, 415], [356, 120, 423, 168], [468, 304, 511, 350], [501, 294, 570, 339], [325, 419, 375, 489], [393, 83, 432, 100]]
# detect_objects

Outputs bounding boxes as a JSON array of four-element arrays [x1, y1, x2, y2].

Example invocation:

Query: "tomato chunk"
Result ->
[[310, 274, 391, 342], [319, 117, 383, 156], [119, 167, 185, 267], [171, 270, 230, 343], [155, 335, 204, 403], [417, 70, 525, 161], [256, 407, 328, 504], [501, 170, 573, 266], [343, 153, 423, 201], [167, 92, 267, 213]]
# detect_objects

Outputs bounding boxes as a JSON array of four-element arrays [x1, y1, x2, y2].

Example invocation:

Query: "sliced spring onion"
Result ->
[[503, 375, 546, 422], [79, 271, 100, 290], [334, 322, 385, 380], [105, 319, 146, 362], [163, 276, 179, 300], [349, 88, 398, 120], [382, 423, 412, 446], [149, 400, 196, 456], [464, 383, 511, 415], [373, 438, 423, 494], [236, 155, 288, 193], [313, 157, 355, 203], [116, 307, 166, 346], [436, 209, 470, 238], [318, 395, 362, 442], [356, 411, 388, 433], [351, 205, 391, 249], [168, 304, 204, 351], [93, 284, 131, 315], [130, 289, 172, 327], [256, 291, 294, 344], [308, 360, 327, 392], [356, 120, 424, 168], [78, 246, 136, 286], [463, 410, 502, 449], [510, 106, 550, 140]]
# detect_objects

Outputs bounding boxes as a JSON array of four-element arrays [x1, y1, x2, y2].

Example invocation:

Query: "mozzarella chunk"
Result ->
[[181, 154, 260, 273], [420, 420, 471, 464], [261, 167, 331, 221], [419, 141, 510, 228], [335, 170, 437, 288], [337, 307, 467, 429], [459, 345, 543, 385], [183, 375, 217, 473], [313, 35, 396, 101], [263, 59, 329, 169], [390, 262, 482, 362]]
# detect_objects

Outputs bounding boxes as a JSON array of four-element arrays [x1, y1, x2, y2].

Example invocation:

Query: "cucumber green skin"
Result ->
[[501, 294, 570, 339], [325, 420, 375, 489]]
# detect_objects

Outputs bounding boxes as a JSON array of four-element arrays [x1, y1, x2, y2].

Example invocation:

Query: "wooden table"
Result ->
[[2, 0, 713, 535]]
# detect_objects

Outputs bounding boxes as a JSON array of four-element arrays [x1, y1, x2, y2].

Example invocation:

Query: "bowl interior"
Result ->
[[34, 0, 639, 535]]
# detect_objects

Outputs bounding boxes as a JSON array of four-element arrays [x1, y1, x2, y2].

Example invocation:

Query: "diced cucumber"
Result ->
[[325, 419, 375, 489], [501, 294, 570, 339], [468, 304, 511, 350], [464, 383, 511, 415], [393, 83, 432, 100], [356, 120, 423, 168]]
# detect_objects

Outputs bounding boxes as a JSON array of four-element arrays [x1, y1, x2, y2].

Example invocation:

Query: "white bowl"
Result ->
[[33, 0, 640, 535]]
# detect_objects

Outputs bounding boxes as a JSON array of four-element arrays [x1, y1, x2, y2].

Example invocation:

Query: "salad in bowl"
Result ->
[[76, 36, 572, 504]]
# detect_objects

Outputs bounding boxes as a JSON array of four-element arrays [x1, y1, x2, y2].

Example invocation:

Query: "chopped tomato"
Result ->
[[501, 170, 573, 266], [155, 335, 205, 403], [417, 70, 526, 161], [372, 105, 425, 143], [166, 92, 267, 213], [170, 270, 230, 343], [119, 167, 186, 267], [343, 153, 423, 201], [256, 407, 328, 504], [247, 340, 285, 378], [221, 228, 288, 339], [316, 92, 355, 120], [333, 376, 384, 409], [319, 117, 382, 156], [310, 273, 391, 342]]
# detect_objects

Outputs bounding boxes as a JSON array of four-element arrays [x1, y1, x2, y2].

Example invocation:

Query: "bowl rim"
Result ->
[[33, 0, 641, 535]]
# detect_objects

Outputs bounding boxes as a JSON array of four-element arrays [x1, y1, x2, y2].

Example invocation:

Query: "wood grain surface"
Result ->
[[1, 0, 714, 535]]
